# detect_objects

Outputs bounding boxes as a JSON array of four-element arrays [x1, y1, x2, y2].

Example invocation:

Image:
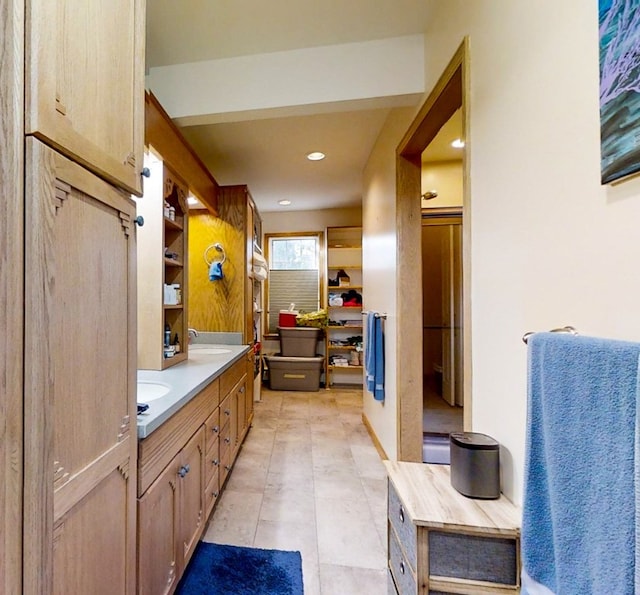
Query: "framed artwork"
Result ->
[[599, 0, 640, 184]]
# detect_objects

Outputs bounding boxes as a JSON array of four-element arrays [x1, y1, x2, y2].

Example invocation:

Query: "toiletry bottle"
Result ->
[[164, 324, 171, 348], [173, 333, 181, 354]]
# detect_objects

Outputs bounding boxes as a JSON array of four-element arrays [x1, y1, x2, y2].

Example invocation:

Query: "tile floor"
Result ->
[[423, 381, 463, 435], [202, 386, 388, 595]]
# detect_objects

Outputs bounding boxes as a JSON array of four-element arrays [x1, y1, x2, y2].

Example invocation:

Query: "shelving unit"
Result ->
[[325, 226, 363, 388], [136, 151, 189, 370]]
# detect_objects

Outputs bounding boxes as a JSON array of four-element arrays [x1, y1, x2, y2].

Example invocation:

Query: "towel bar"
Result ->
[[522, 325, 578, 344], [363, 311, 387, 319]]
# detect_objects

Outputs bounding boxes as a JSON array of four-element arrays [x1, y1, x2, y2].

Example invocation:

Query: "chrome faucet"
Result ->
[[188, 328, 199, 344]]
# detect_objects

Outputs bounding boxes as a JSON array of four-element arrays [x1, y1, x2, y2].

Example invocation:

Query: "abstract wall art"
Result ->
[[599, 0, 640, 184]]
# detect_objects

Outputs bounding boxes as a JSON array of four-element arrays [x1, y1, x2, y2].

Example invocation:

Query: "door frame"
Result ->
[[395, 38, 470, 460]]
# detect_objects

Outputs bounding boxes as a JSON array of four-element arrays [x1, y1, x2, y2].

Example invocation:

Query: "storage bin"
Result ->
[[278, 326, 321, 357], [265, 354, 324, 391], [449, 432, 500, 499]]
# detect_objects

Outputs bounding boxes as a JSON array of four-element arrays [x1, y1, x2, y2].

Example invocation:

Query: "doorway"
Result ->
[[421, 211, 463, 462], [395, 39, 469, 461]]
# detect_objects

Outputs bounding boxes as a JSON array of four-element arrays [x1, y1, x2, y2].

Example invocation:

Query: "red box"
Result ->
[[278, 312, 298, 327]]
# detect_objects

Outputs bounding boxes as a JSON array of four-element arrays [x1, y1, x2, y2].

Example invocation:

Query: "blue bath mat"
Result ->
[[175, 542, 304, 595]]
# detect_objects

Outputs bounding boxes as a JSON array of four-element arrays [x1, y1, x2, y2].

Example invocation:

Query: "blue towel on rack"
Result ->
[[365, 312, 384, 401], [522, 332, 640, 595], [209, 261, 223, 281]]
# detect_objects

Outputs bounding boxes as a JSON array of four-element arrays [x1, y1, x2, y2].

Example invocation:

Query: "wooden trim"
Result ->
[[361, 413, 389, 461], [396, 38, 470, 461], [1, 0, 24, 592], [145, 92, 219, 214]]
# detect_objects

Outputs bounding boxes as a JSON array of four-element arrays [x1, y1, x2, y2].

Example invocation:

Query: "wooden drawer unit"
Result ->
[[384, 462, 521, 595]]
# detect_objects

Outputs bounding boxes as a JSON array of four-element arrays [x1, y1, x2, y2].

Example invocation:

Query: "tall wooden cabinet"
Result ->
[[18, 1, 145, 593], [24, 140, 138, 595]]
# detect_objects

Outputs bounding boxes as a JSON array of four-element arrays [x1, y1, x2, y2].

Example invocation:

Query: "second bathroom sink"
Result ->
[[190, 347, 232, 355], [137, 381, 171, 402]]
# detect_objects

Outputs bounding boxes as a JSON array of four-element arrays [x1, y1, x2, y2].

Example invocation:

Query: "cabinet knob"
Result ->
[[224, 465, 231, 471], [399, 561, 405, 575], [399, 506, 405, 524], [212, 425, 219, 434], [239, 386, 245, 393], [178, 464, 190, 478], [141, 167, 151, 178], [212, 459, 219, 467], [224, 437, 231, 444], [213, 491, 219, 498], [224, 409, 231, 416], [134, 215, 144, 227]]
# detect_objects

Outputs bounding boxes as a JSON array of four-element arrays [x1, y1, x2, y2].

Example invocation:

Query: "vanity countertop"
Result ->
[[136, 343, 251, 439]]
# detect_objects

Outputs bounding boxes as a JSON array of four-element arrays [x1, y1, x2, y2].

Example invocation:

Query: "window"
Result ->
[[265, 233, 324, 335]]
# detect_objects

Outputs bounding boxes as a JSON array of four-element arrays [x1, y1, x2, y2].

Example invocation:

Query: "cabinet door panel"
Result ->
[[24, 138, 137, 595], [25, 0, 145, 194], [179, 427, 205, 571], [52, 468, 130, 595], [137, 459, 179, 595]]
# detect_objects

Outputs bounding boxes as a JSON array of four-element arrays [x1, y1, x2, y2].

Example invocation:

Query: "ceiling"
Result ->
[[145, 1, 460, 213]]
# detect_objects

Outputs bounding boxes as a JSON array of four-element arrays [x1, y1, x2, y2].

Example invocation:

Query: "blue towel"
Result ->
[[365, 312, 384, 401], [209, 261, 223, 281], [522, 332, 640, 595]]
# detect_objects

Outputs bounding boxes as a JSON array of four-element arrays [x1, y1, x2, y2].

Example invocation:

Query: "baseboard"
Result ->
[[362, 412, 389, 460]]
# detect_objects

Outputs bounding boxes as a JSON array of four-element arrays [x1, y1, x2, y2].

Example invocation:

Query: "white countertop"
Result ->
[[136, 343, 251, 439]]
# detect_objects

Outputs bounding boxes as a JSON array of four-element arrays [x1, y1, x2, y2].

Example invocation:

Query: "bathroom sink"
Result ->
[[190, 347, 231, 355], [137, 381, 171, 402]]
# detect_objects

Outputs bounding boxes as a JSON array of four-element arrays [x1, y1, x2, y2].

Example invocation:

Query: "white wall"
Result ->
[[362, 107, 416, 461], [416, 0, 640, 503], [421, 160, 463, 208]]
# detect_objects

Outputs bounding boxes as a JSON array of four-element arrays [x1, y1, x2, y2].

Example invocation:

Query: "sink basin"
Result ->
[[190, 347, 231, 355], [137, 381, 171, 402]]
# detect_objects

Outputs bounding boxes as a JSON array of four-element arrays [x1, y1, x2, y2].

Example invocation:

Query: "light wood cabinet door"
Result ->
[[137, 458, 180, 595], [25, 0, 145, 195], [178, 426, 205, 572], [24, 138, 137, 595]]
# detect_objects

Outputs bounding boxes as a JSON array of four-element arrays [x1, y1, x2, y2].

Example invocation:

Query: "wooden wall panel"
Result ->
[[1, 0, 24, 592], [188, 187, 246, 332]]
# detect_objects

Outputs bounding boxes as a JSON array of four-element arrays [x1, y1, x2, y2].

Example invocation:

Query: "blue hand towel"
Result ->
[[522, 332, 640, 595], [209, 261, 223, 281], [365, 313, 384, 401]]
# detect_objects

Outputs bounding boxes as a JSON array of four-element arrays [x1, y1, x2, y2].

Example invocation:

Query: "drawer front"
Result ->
[[204, 408, 220, 453], [204, 436, 220, 487], [204, 469, 220, 518], [388, 481, 417, 572], [388, 570, 400, 595], [220, 358, 247, 396], [389, 528, 417, 595], [429, 531, 518, 586]]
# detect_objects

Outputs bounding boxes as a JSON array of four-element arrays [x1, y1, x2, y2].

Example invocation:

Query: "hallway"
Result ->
[[202, 387, 388, 595]]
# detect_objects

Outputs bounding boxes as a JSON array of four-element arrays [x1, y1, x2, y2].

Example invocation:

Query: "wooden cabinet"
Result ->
[[325, 226, 364, 388], [385, 462, 521, 595], [136, 156, 189, 370], [137, 353, 253, 594], [25, 0, 145, 195], [24, 139, 138, 595]]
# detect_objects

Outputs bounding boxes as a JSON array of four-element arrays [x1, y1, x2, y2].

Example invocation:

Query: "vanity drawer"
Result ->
[[389, 527, 417, 594], [204, 408, 220, 453], [204, 436, 220, 487], [429, 530, 518, 586], [388, 480, 417, 572], [204, 468, 220, 518]]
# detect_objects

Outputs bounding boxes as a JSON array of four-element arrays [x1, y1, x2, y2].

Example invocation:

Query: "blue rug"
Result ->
[[176, 542, 304, 595]]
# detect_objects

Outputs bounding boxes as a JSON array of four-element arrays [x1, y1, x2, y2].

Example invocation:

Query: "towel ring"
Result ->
[[204, 243, 226, 266]]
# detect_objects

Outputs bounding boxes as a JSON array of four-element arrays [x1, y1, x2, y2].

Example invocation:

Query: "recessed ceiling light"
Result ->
[[306, 151, 325, 161], [278, 200, 291, 206], [187, 196, 199, 206], [451, 138, 465, 149]]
